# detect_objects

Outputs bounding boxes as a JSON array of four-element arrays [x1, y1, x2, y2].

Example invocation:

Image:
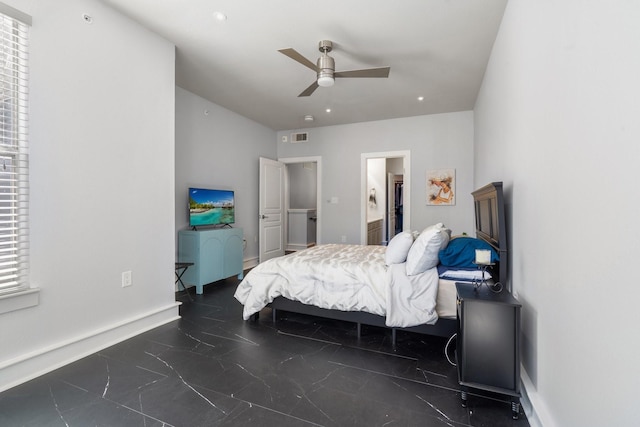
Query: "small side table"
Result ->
[[456, 282, 522, 419], [175, 262, 194, 301]]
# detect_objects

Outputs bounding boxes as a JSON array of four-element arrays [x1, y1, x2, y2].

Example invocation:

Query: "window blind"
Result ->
[[0, 11, 28, 295]]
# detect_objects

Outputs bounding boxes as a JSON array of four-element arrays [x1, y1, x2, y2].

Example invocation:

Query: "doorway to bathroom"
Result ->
[[360, 151, 410, 245]]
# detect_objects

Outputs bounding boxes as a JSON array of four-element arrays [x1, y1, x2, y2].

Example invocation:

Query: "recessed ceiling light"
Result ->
[[325, 108, 331, 113], [304, 115, 314, 122], [213, 11, 227, 22], [417, 96, 424, 101]]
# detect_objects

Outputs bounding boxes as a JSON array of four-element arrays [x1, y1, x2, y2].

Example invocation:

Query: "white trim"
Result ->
[[0, 302, 180, 392], [0, 2, 31, 25], [360, 151, 411, 245], [287, 208, 315, 213], [520, 365, 554, 427], [0, 288, 39, 315], [278, 156, 322, 245], [243, 256, 259, 271], [285, 243, 314, 252]]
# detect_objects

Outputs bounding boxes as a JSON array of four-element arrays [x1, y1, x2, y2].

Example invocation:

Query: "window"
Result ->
[[0, 4, 33, 312]]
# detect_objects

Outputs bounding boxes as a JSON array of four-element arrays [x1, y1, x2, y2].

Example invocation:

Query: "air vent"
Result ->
[[290, 132, 309, 143]]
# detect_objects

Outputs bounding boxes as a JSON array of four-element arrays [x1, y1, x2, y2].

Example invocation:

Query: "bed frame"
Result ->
[[471, 181, 509, 292], [260, 182, 508, 345]]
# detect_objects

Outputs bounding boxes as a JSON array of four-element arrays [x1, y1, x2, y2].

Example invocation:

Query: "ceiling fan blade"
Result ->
[[334, 67, 391, 78], [298, 81, 319, 97], [278, 48, 318, 72]]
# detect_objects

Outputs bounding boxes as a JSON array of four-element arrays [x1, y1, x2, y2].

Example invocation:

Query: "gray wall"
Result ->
[[475, 1, 640, 426], [287, 162, 317, 209], [175, 87, 276, 264], [277, 111, 475, 244], [1, 0, 178, 390], [386, 157, 403, 175]]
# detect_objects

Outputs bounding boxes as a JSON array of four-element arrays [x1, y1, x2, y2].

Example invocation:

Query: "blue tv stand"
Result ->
[[177, 227, 244, 294]]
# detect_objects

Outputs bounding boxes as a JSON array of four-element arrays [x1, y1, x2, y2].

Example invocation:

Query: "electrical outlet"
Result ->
[[121, 271, 132, 287]]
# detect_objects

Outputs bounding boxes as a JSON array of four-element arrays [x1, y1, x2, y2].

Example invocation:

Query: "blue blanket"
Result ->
[[438, 237, 499, 269]]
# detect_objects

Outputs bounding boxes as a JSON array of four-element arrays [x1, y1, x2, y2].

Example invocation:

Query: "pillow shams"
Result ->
[[405, 223, 451, 275], [385, 231, 414, 265]]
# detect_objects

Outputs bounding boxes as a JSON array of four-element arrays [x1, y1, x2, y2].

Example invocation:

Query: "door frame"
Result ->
[[360, 151, 410, 245], [279, 156, 323, 246]]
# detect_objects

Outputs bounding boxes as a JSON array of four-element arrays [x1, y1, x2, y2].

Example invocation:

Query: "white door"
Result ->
[[259, 157, 285, 263], [387, 173, 396, 241]]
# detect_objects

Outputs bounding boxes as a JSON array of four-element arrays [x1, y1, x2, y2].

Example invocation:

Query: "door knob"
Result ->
[[259, 214, 267, 219]]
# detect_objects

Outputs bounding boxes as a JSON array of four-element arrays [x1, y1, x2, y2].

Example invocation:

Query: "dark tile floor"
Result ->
[[0, 275, 529, 426]]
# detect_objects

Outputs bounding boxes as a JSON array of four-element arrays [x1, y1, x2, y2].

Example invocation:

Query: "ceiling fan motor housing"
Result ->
[[317, 54, 335, 85], [316, 40, 335, 86]]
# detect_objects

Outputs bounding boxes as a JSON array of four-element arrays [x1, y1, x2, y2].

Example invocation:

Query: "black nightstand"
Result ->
[[455, 282, 522, 419]]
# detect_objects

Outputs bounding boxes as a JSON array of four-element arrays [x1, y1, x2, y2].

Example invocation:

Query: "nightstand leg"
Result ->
[[511, 400, 520, 420]]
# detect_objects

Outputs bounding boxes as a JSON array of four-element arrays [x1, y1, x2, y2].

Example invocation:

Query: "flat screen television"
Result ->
[[188, 188, 235, 228]]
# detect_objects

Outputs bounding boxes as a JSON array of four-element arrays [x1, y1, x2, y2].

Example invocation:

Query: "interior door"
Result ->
[[387, 172, 396, 242], [259, 157, 285, 263]]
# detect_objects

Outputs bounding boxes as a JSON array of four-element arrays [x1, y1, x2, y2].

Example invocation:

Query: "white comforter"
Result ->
[[233, 244, 439, 328]]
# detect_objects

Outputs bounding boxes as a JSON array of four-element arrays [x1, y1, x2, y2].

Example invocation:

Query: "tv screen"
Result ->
[[189, 188, 235, 227]]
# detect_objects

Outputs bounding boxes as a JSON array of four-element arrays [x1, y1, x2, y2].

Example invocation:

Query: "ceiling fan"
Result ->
[[278, 40, 391, 97]]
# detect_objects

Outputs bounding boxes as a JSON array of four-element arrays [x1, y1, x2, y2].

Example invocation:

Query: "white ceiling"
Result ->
[[100, 0, 508, 131]]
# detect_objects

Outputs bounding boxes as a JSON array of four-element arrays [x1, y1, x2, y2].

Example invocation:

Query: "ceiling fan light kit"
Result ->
[[279, 39, 390, 96], [317, 75, 334, 87]]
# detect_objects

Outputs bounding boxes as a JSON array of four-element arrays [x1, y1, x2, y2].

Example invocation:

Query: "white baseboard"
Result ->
[[243, 256, 259, 271], [0, 302, 181, 393], [520, 365, 555, 427], [285, 244, 304, 252]]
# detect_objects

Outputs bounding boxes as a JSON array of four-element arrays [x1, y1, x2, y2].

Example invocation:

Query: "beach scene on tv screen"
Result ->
[[189, 189, 234, 226]]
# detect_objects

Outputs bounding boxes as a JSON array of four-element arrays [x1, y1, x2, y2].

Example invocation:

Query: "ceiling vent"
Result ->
[[290, 132, 309, 143]]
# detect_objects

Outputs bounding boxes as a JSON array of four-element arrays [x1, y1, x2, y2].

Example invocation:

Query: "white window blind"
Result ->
[[0, 10, 29, 296]]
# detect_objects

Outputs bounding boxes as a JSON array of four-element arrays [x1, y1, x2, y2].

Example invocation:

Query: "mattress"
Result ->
[[235, 243, 442, 328], [435, 278, 458, 319]]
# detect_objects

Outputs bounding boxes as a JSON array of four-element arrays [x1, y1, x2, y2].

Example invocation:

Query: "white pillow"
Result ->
[[385, 231, 414, 265], [439, 269, 492, 280], [406, 223, 451, 275]]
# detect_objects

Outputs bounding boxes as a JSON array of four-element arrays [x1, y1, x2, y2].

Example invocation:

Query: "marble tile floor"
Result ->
[[0, 276, 529, 426]]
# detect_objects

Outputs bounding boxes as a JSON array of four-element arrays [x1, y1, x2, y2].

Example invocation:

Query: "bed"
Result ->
[[234, 182, 507, 345]]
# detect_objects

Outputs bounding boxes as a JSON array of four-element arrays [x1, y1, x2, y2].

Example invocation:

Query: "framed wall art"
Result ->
[[427, 169, 455, 205]]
